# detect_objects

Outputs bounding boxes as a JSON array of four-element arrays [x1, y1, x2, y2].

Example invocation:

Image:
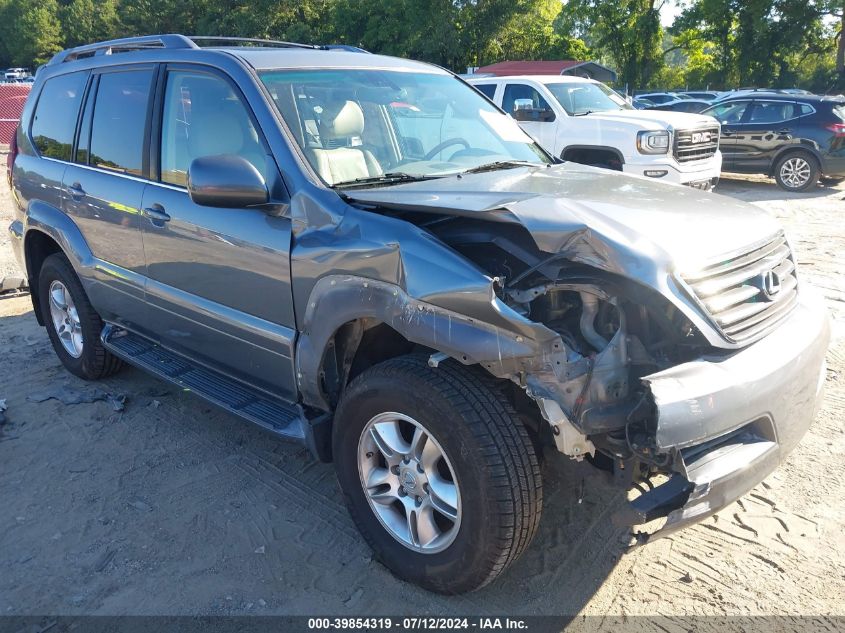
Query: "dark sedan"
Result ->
[[702, 92, 845, 191]]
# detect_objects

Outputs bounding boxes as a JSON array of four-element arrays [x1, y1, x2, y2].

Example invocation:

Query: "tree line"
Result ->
[[1, 0, 842, 92]]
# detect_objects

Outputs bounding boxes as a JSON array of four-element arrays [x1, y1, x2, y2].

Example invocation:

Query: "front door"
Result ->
[[731, 100, 801, 172], [705, 100, 752, 171], [140, 66, 298, 400]]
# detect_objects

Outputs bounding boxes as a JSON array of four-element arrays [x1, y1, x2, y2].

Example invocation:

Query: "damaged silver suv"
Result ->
[[8, 35, 830, 594]]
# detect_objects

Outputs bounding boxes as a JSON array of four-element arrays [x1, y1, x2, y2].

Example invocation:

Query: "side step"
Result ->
[[101, 325, 306, 442]]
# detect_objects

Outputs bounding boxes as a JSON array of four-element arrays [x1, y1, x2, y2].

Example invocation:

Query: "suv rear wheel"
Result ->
[[332, 355, 542, 593], [774, 151, 819, 191], [39, 253, 123, 380]]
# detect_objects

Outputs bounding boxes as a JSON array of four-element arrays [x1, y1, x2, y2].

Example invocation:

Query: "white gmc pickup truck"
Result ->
[[468, 75, 722, 189]]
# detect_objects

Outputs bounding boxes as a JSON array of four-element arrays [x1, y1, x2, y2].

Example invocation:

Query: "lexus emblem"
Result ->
[[402, 471, 416, 490], [760, 270, 782, 300]]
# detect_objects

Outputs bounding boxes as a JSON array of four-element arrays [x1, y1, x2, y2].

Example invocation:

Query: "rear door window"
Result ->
[[30, 71, 88, 161], [747, 101, 798, 124], [88, 69, 154, 176]]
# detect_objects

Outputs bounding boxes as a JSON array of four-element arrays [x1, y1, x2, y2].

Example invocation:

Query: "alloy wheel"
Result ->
[[357, 411, 461, 553], [780, 157, 812, 189], [48, 280, 84, 358]]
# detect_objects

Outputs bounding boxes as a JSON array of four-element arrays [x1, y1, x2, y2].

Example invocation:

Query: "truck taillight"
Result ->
[[6, 125, 18, 189], [826, 123, 845, 137]]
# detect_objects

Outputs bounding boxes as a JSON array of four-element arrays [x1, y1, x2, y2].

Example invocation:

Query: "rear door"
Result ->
[[731, 100, 801, 172], [62, 65, 155, 330], [140, 64, 297, 399], [703, 100, 752, 170]]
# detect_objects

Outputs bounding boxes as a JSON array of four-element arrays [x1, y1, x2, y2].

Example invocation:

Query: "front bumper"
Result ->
[[617, 286, 830, 539], [623, 150, 722, 187]]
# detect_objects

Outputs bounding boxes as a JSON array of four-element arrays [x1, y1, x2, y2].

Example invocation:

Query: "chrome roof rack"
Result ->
[[189, 36, 324, 50], [48, 34, 198, 65], [48, 34, 325, 66]]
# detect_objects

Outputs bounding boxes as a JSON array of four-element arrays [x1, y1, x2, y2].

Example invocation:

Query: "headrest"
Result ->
[[319, 100, 365, 141]]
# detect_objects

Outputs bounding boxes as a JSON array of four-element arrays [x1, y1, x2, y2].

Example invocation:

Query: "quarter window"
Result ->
[[30, 72, 87, 161], [89, 69, 154, 175], [160, 70, 268, 187]]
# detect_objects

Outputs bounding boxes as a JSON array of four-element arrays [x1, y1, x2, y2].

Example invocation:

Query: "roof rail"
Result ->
[[49, 34, 197, 65], [189, 36, 324, 50]]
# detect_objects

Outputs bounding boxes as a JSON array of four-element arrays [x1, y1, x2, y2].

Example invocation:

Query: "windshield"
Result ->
[[258, 69, 548, 187], [545, 82, 631, 115]]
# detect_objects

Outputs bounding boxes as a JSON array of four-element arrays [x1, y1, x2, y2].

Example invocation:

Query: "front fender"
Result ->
[[295, 274, 564, 410]]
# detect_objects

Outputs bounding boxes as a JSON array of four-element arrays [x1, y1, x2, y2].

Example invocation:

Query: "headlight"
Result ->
[[637, 130, 670, 154]]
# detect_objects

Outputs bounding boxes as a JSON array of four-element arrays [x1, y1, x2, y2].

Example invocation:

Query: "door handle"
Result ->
[[143, 204, 170, 225], [67, 182, 85, 199]]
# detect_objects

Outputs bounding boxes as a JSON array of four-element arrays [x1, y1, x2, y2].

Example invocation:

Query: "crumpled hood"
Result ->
[[581, 109, 718, 132], [345, 164, 781, 276]]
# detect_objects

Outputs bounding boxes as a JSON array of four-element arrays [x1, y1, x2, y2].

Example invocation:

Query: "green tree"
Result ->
[[60, 0, 120, 48], [0, 0, 63, 66], [559, 0, 665, 88]]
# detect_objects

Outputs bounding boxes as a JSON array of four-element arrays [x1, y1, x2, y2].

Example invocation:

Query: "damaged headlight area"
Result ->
[[499, 261, 729, 537]]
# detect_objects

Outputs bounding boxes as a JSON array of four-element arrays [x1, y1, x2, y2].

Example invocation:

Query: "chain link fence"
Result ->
[[0, 83, 31, 147]]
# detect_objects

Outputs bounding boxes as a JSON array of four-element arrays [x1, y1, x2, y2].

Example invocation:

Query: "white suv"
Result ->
[[469, 75, 722, 189]]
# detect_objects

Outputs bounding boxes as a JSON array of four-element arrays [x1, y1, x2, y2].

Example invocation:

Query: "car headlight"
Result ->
[[637, 130, 671, 154]]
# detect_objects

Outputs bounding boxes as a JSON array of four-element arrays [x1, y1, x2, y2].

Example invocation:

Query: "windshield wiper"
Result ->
[[461, 160, 541, 175], [332, 172, 438, 189], [573, 110, 594, 116]]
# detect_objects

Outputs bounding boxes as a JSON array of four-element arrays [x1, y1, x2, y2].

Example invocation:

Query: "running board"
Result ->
[[101, 325, 307, 442]]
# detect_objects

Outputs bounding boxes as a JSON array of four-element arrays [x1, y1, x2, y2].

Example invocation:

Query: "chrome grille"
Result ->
[[674, 126, 720, 163], [681, 233, 798, 343]]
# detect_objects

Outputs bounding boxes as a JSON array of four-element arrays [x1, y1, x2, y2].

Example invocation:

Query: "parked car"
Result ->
[[469, 75, 722, 188], [632, 96, 656, 109], [702, 92, 845, 190], [3, 67, 29, 81], [679, 91, 721, 101], [713, 88, 815, 102], [648, 99, 713, 113], [635, 91, 690, 104], [8, 35, 829, 594]]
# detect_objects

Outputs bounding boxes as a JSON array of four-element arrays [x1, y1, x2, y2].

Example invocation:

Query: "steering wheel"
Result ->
[[424, 138, 470, 161]]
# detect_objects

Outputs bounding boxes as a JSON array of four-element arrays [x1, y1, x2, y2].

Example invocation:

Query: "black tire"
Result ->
[[38, 253, 123, 380], [333, 355, 542, 594], [774, 151, 819, 192]]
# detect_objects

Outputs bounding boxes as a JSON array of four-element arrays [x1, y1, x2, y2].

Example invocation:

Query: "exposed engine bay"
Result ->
[[394, 211, 711, 486]]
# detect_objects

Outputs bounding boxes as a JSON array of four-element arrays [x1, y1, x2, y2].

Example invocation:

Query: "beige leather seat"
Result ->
[[307, 100, 382, 185]]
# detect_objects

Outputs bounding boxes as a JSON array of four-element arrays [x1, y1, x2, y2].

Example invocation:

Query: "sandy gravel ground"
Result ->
[[0, 163, 843, 618]]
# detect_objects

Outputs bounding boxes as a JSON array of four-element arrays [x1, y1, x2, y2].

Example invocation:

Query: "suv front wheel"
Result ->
[[333, 355, 543, 594]]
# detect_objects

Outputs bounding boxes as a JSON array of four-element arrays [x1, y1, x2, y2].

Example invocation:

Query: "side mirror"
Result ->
[[512, 99, 555, 123], [187, 154, 269, 208], [513, 98, 534, 112]]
